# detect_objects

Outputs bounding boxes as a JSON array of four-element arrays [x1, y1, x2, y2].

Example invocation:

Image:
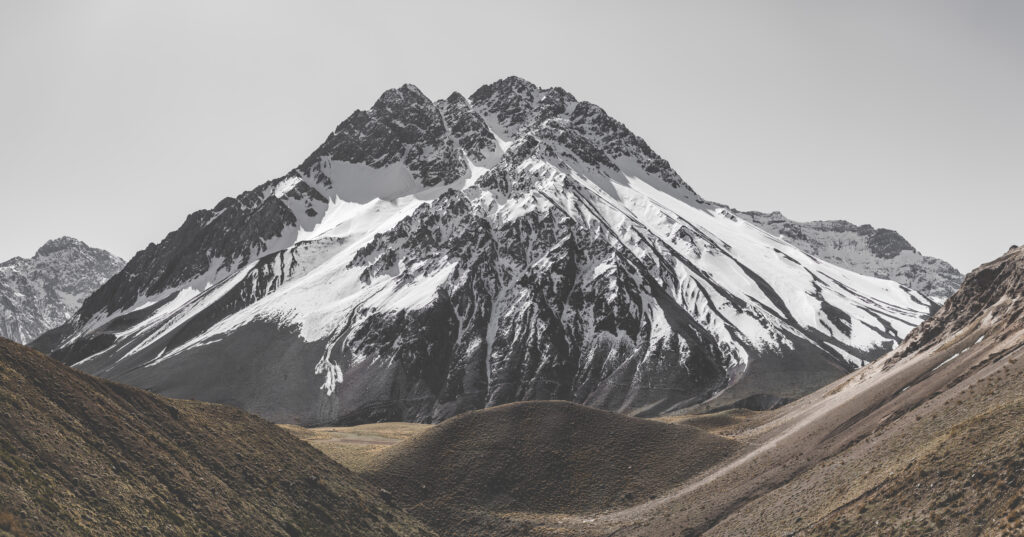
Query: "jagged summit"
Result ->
[[469, 75, 551, 102], [442, 90, 468, 104], [469, 77, 583, 152], [369, 83, 435, 116], [290, 76, 694, 198], [38, 77, 942, 426]]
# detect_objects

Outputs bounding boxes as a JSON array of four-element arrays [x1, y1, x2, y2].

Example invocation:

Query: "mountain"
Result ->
[[0, 237, 123, 344], [37, 76, 938, 426], [0, 337, 435, 537], [737, 211, 963, 300]]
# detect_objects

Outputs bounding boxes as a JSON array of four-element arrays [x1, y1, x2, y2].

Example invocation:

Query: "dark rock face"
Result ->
[[0, 238, 123, 344], [299, 84, 467, 188], [40, 77, 938, 426], [437, 92, 498, 162], [865, 228, 915, 259], [471, 77, 693, 193], [469, 76, 567, 137], [737, 211, 963, 300], [897, 245, 1024, 358]]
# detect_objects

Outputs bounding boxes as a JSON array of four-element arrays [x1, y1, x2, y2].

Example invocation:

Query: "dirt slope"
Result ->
[[806, 397, 1024, 536], [0, 338, 435, 537]]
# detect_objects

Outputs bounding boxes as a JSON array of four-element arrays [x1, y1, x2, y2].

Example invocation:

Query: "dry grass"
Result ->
[[280, 422, 432, 471], [653, 407, 763, 436], [805, 378, 1024, 536], [0, 512, 23, 536]]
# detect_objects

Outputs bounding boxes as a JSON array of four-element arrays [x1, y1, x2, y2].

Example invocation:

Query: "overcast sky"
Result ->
[[0, 0, 1021, 272]]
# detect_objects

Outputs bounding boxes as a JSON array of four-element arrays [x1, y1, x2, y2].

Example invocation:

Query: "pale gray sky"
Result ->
[[1, 0, 1021, 272]]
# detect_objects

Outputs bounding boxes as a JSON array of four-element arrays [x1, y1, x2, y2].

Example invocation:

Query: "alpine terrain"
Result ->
[[737, 211, 963, 301], [0, 237, 123, 344], [38, 77, 943, 425], [578, 244, 1024, 537]]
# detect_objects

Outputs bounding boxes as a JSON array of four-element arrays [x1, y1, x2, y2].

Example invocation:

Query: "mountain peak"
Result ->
[[372, 83, 432, 109], [468, 76, 541, 107], [865, 227, 916, 258], [35, 236, 88, 257], [443, 91, 469, 105], [298, 80, 466, 190], [488, 75, 539, 92]]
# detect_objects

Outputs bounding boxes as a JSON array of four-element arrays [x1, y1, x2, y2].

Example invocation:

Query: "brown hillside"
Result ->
[[360, 400, 740, 534], [793, 247, 1024, 536], [805, 397, 1024, 536], [0, 338, 435, 537]]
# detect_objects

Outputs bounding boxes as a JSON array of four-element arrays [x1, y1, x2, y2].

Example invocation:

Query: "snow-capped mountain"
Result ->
[[737, 211, 963, 300], [0, 237, 124, 344], [38, 77, 940, 425]]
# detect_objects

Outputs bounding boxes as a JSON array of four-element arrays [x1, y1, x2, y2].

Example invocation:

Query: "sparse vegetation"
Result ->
[[0, 338, 434, 537], [281, 422, 432, 471], [0, 512, 22, 536]]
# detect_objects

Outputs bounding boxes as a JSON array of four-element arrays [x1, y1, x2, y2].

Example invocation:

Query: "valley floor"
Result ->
[[279, 422, 433, 471], [282, 404, 771, 537]]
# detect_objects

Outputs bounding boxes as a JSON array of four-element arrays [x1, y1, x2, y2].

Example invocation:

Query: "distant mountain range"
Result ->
[[35, 77, 956, 425], [0, 237, 123, 344], [737, 211, 963, 300]]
